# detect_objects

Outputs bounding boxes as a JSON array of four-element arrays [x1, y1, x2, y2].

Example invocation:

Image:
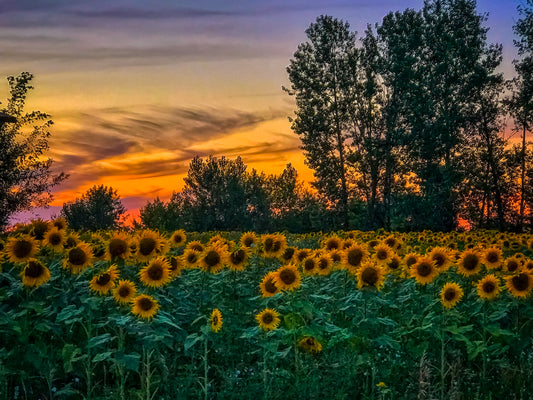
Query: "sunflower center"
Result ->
[[205, 250, 221, 267], [69, 247, 87, 265], [212, 315, 219, 325], [368, 240, 378, 248], [486, 252, 499, 263], [14, 240, 33, 258], [279, 269, 296, 285], [49, 233, 62, 246], [65, 237, 77, 248], [388, 258, 400, 269], [433, 254, 445, 268], [347, 249, 363, 266], [109, 239, 128, 257], [147, 264, 164, 281], [96, 273, 111, 286], [444, 289, 456, 301], [319, 259, 329, 270], [25, 260, 44, 278], [385, 238, 396, 248], [297, 251, 309, 262], [512, 273, 530, 291], [326, 240, 339, 250], [304, 259, 315, 271], [173, 234, 183, 244], [306, 338, 314, 346], [118, 285, 131, 297], [187, 253, 198, 263], [417, 262, 432, 277], [331, 252, 341, 263], [272, 241, 281, 252], [262, 313, 274, 324], [169, 257, 179, 271], [507, 261, 519, 272], [139, 297, 154, 311], [406, 256, 417, 267], [463, 254, 479, 270], [482, 281, 495, 293], [139, 238, 157, 256], [376, 249, 388, 260], [282, 248, 295, 261], [264, 238, 274, 252], [32, 223, 48, 240], [231, 250, 245, 264], [190, 243, 204, 252], [362, 267, 378, 285], [265, 278, 277, 294]]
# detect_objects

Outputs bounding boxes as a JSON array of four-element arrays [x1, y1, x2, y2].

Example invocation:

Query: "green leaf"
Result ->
[[88, 333, 114, 349], [114, 352, 141, 372], [184, 333, 202, 352], [62, 344, 83, 373], [56, 305, 84, 324], [374, 334, 400, 350], [92, 351, 113, 363]]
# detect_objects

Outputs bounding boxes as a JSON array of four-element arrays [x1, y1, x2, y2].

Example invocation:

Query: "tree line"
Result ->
[[1, 0, 531, 233]]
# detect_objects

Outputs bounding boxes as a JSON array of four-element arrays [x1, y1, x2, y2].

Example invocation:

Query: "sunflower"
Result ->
[[298, 336, 322, 353], [89, 265, 119, 295], [44, 228, 65, 252], [168, 256, 183, 277], [294, 248, 312, 264], [185, 240, 205, 253], [457, 250, 482, 277], [6, 235, 38, 263], [169, 229, 187, 248], [316, 253, 333, 276], [64, 232, 80, 249], [210, 308, 223, 332], [373, 244, 393, 265], [260, 271, 280, 297], [342, 239, 356, 249], [322, 236, 342, 251], [476, 274, 500, 300], [440, 282, 463, 309], [113, 280, 137, 304], [386, 254, 402, 272], [410, 256, 439, 285], [328, 249, 343, 265], [403, 254, 419, 268], [21, 259, 51, 287], [301, 256, 318, 275], [505, 271, 533, 298], [256, 308, 281, 331], [136, 230, 167, 261], [428, 247, 452, 272], [483, 247, 503, 269], [63, 242, 93, 274], [278, 247, 296, 264], [274, 264, 301, 291], [503, 257, 522, 274], [342, 244, 369, 272], [89, 234, 107, 260], [228, 248, 249, 271], [106, 232, 132, 261], [261, 234, 287, 258], [29, 219, 50, 241], [523, 259, 533, 271], [240, 232, 259, 250], [356, 263, 386, 290], [182, 249, 201, 269], [366, 239, 379, 250], [132, 294, 160, 320], [208, 234, 233, 251], [140, 257, 171, 288], [199, 245, 229, 274], [383, 235, 401, 250], [51, 217, 68, 231]]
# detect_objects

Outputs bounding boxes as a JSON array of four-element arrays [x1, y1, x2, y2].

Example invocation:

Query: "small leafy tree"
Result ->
[[0, 72, 67, 230], [61, 185, 125, 231]]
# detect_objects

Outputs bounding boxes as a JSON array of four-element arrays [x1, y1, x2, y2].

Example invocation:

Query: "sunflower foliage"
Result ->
[[2, 225, 533, 399]]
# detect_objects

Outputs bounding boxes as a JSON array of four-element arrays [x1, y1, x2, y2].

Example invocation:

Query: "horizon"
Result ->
[[2, 0, 523, 225]]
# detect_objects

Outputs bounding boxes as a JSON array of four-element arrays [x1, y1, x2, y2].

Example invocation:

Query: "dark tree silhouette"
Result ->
[[61, 185, 126, 231], [0, 72, 67, 230]]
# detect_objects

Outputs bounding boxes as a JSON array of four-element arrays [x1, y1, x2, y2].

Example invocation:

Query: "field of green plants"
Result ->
[[1, 219, 533, 399]]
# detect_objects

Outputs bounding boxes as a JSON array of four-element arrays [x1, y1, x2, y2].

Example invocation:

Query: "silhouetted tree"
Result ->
[[0, 72, 66, 230], [284, 15, 357, 229], [61, 185, 125, 231], [507, 0, 533, 230]]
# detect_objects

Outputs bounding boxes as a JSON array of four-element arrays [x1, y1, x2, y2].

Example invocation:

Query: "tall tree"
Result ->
[[508, 0, 533, 229], [284, 15, 357, 229], [0, 72, 66, 230], [61, 185, 126, 231]]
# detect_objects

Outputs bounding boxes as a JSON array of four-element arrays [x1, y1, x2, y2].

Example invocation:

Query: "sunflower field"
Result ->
[[1, 219, 533, 399]]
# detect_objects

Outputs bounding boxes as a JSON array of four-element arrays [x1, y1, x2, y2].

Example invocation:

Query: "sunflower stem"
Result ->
[[440, 310, 447, 400], [203, 334, 209, 400], [262, 341, 268, 400]]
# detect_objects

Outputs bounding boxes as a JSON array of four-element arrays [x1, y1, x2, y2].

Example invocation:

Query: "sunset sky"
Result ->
[[1, 0, 522, 223]]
